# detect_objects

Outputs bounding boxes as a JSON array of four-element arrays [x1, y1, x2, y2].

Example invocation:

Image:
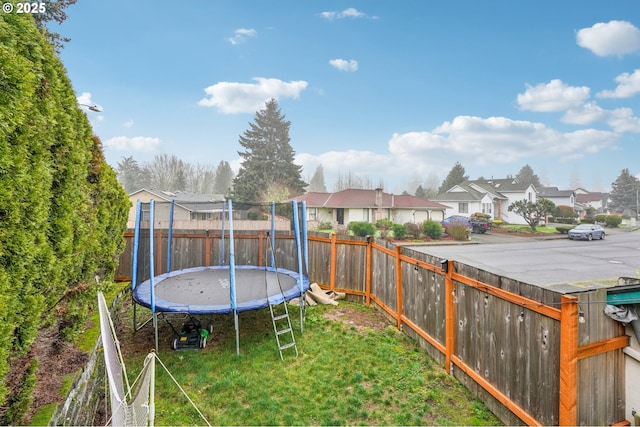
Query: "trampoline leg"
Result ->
[[234, 310, 239, 356], [299, 295, 305, 334], [153, 312, 159, 353]]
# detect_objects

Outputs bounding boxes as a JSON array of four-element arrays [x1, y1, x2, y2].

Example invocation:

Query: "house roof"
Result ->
[[129, 188, 226, 212], [432, 183, 487, 202], [538, 187, 575, 198], [434, 178, 532, 202], [290, 189, 449, 210], [471, 178, 534, 192], [576, 192, 609, 204]]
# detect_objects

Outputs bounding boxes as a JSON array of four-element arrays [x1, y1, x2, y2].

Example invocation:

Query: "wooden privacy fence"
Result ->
[[115, 229, 629, 426]]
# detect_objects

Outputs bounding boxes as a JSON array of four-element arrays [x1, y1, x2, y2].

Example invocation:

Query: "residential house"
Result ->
[[433, 178, 537, 225], [127, 188, 226, 228], [575, 188, 610, 214], [289, 188, 449, 229], [538, 187, 576, 208]]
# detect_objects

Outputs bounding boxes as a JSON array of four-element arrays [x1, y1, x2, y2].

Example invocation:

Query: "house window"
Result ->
[[309, 209, 317, 221], [482, 203, 492, 214], [458, 203, 468, 213]]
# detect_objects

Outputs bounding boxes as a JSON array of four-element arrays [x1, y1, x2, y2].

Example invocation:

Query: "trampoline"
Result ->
[[133, 265, 310, 315], [130, 197, 310, 354]]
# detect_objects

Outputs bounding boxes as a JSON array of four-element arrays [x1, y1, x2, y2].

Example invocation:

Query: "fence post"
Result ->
[[365, 236, 372, 306], [445, 260, 454, 375], [395, 246, 403, 329], [559, 294, 578, 426], [329, 233, 337, 291]]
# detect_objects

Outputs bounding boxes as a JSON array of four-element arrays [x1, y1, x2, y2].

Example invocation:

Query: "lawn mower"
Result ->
[[167, 316, 213, 351]]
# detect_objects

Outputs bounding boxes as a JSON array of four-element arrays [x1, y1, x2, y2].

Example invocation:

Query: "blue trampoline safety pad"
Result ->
[[133, 265, 310, 314]]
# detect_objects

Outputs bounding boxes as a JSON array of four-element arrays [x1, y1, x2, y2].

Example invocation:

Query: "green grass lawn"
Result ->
[[119, 300, 502, 426], [499, 224, 560, 234]]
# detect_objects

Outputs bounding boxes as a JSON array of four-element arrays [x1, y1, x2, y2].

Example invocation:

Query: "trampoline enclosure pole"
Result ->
[[292, 201, 305, 333], [167, 199, 174, 273], [149, 199, 156, 314], [220, 201, 226, 266], [228, 199, 239, 355], [270, 201, 276, 269], [131, 201, 142, 292], [132, 201, 142, 330], [150, 200, 158, 352], [301, 201, 309, 273]]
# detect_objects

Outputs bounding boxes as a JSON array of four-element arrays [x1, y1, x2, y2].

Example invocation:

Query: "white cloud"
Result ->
[[607, 108, 640, 133], [576, 20, 640, 57], [227, 28, 256, 45], [76, 91, 103, 112], [124, 119, 134, 128], [198, 77, 308, 114], [517, 79, 590, 112], [561, 102, 607, 125], [104, 136, 160, 152], [597, 69, 640, 98], [319, 8, 372, 20], [296, 115, 620, 191], [329, 58, 358, 72]]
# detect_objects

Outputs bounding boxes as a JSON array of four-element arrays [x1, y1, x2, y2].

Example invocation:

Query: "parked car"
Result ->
[[441, 215, 489, 234], [567, 224, 605, 241]]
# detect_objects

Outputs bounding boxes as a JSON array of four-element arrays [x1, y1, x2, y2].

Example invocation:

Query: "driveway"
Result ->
[[407, 228, 640, 291]]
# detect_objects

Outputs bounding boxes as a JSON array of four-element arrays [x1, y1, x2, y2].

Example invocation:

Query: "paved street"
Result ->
[[407, 227, 640, 292]]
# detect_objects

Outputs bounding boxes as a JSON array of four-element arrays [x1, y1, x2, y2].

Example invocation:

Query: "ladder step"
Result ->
[[273, 314, 288, 321], [276, 328, 292, 335], [279, 342, 296, 350]]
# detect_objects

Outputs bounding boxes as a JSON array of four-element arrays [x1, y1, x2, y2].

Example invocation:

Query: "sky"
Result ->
[[56, 0, 640, 194]]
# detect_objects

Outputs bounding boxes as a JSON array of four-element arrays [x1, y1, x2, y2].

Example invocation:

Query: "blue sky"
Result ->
[[58, 0, 640, 194]]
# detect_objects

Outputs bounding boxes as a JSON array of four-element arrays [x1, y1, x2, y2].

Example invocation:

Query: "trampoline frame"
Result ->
[[130, 198, 310, 353]]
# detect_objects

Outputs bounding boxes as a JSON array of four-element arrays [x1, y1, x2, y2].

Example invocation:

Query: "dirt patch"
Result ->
[[321, 306, 390, 333], [4, 322, 89, 425]]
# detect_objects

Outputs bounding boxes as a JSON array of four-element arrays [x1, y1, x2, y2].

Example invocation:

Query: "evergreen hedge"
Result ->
[[0, 9, 130, 418]]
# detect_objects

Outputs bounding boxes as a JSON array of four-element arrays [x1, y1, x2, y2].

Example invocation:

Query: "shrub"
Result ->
[[348, 221, 377, 237], [391, 223, 408, 239], [375, 218, 393, 230], [556, 226, 572, 234], [446, 223, 469, 241], [604, 215, 622, 228], [422, 220, 443, 239], [471, 212, 491, 221], [555, 205, 576, 218], [317, 221, 333, 230], [555, 217, 576, 224], [247, 210, 267, 220], [405, 223, 422, 239], [594, 214, 607, 223], [580, 218, 594, 224]]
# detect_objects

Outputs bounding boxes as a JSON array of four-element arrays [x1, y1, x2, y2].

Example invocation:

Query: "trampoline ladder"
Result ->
[[269, 300, 298, 360]]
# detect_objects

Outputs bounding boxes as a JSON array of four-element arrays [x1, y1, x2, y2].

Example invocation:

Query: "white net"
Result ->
[[98, 292, 154, 426]]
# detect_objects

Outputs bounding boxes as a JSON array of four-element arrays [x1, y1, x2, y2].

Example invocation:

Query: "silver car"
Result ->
[[567, 224, 605, 241]]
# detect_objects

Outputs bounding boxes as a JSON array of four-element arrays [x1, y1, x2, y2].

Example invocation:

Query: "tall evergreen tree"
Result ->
[[308, 165, 327, 192], [213, 161, 234, 195], [116, 156, 143, 193], [233, 99, 306, 202], [415, 185, 427, 198], [609, 168, 640, 216], [439, 162, 469, 192], [516, 164, 541, 188]]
